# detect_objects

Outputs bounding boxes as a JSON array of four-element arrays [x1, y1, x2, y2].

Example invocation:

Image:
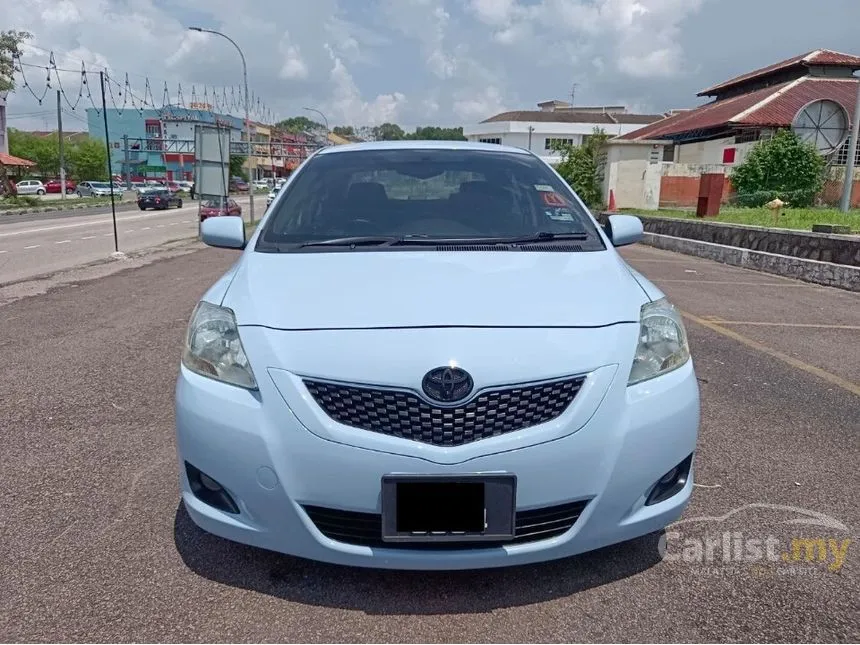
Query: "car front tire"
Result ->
[[37, 189, 45, 195], [76, 191, 82, 197], [177, 199, 183, 208]]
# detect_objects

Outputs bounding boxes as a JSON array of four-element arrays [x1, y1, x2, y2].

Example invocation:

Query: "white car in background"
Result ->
[[15, 179, 46, 195]]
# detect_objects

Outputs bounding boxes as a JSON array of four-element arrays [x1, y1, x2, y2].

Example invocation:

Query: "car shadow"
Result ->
[[173, 503, 664, 614]]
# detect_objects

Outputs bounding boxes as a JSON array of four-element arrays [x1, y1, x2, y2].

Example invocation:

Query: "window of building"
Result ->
[[545, 138, 575, 150], [662, 144, 675, 162], [834, 138, 860, 166], [734, 129, 761, 144], [722, 147, 737, 164], [478, 137, 501, 144]]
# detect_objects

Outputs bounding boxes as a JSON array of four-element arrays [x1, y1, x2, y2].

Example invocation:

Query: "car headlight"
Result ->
[[628, 298, 690, 385], [181, 301, 257, 389]]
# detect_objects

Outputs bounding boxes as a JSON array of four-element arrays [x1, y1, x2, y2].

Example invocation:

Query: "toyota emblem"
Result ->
[[421, 366, 474, 404]]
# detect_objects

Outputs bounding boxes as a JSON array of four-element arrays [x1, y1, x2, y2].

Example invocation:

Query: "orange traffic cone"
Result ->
[[607, 189, 617, 212]]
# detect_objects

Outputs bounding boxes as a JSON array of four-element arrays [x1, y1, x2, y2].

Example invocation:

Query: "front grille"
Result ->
[[304, 376, 585, 447], [303, 500, 589, 549]]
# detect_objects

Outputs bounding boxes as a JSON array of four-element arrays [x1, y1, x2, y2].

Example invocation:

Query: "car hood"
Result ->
[[222, 249, 649, 329]]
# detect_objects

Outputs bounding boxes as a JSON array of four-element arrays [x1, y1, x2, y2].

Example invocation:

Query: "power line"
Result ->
[[11, 48, 275, 123]]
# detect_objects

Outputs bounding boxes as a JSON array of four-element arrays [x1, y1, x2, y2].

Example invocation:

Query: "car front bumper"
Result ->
[[175, 348, 699, 570]]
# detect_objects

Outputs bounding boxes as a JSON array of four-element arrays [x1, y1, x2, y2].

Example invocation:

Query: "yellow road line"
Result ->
[[681, 311, 860, 397], [714, 321, 860, 330]]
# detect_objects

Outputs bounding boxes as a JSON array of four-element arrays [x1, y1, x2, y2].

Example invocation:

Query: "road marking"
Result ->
[[81, 235, 96, 240], [0, 250, 6, 254], [103, 233, 112, 237], [180, 220, 190, 223], [712, 321, 860, 330], [140, 227, 150, 230], [682, 311, 860, 397], [169, 222, 178, 226], [157, 224, 165, 228], [126, 229, 135, 233], [24, 244, 40, 249], [55, 240, 71, 244], [0, 199, 246, 237]]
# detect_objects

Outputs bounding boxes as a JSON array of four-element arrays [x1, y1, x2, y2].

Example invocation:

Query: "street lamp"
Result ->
[[303, 106, 329, 140], [188, 26, 255, 224]]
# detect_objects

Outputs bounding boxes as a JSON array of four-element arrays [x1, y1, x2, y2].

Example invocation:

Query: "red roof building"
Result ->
[[621, 49, 860, 167]]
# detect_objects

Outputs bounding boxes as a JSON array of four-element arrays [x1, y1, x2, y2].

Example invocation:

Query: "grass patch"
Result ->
[[625, 207, 860, 233], [0, 196, 41, 209]]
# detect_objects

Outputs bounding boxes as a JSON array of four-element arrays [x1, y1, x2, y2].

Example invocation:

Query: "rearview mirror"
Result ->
[[604, 214, 643, 247], [200, 215, 246, 249]]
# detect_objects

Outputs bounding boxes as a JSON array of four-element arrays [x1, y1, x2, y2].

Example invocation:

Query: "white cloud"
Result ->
[[325, 44, 407, 126], [453, 86, 507, 121]]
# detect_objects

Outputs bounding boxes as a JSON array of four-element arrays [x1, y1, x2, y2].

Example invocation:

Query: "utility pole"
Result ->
[[839, 79, 860, 212], [99, 72, 119, 253], [528, 125, 534, 151], [570, 83, 578, 107], [57, 90, 66, 201]]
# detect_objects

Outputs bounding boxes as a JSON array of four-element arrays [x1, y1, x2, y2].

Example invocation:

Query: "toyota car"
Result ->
[[175, 141, 700, 570]]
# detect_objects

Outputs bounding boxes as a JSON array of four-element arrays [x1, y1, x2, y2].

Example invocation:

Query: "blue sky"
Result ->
[[6, 0, 860, 131]]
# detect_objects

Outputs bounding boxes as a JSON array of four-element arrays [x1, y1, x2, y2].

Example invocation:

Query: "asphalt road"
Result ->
[[0, 196, 253, 284], [1, 244, 857, 642]]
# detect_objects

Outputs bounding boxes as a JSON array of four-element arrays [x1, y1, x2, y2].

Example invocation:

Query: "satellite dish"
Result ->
[[791, 99, 850, 155]]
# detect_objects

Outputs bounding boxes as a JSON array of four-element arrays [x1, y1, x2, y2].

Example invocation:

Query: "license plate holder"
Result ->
[[381, 474, 516, 543]]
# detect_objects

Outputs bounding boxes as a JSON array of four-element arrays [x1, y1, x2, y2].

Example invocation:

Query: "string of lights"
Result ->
[[11, 48, 276, 124]]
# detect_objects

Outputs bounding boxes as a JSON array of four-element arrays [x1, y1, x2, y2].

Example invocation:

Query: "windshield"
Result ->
[[91, 182, 111, 188], [256, 148, 604, 251]]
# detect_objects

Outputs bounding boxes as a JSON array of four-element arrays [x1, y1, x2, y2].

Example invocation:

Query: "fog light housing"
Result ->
[[185, 461, 240, 514], [646, 454, 693, 506]]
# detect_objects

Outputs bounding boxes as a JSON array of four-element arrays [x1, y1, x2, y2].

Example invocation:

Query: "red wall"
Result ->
[[659, 175, 734, 208], [820, 180, 860, 207]]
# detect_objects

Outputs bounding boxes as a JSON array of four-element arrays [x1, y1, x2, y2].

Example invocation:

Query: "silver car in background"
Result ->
[[77, 181, 119, 198]]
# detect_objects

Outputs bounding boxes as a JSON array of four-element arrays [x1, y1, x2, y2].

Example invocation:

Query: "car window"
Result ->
[[257, 148, 603, 248]]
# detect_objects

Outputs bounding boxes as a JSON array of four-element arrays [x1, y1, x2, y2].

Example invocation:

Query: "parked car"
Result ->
[[198, 196, 242, 221], [252, 179, 271, 190], [137, 189, 183, 210], [14, 179, 46, 195], [177, 141, 700, 570], [44, 179, 77, 194], [229, 178, 249, 193], [174, 180, 194, 191], [266, 185, 281, 208], [76, 181, 117, 197]]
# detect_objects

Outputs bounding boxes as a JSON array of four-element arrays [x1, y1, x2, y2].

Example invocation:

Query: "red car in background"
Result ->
[[199, 196, 242, 222], [44, 179, 77, 194]]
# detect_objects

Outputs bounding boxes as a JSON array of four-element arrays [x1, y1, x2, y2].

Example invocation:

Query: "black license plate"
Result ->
[[381, 474, 516, 543]]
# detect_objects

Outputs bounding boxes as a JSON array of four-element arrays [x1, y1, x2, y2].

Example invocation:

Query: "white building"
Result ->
[[462, 101, 665, 163]]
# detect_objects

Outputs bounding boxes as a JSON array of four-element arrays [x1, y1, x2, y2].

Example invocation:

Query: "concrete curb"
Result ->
[[641, 232, 860, 292]]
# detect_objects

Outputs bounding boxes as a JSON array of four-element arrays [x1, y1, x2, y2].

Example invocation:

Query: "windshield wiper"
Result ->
[[297, 236, 402, 248], [501, 231, 589, 243]]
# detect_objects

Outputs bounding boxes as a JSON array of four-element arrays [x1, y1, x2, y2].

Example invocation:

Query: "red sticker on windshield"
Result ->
[[541, 191, 568, 206]]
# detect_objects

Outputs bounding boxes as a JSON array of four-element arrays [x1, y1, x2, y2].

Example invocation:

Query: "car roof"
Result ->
[[315, 140, 532, 156]]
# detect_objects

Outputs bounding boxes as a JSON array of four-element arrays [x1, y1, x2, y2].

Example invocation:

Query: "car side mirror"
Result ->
[[604, 214, 643, 247], [200, 215, 246, 249]]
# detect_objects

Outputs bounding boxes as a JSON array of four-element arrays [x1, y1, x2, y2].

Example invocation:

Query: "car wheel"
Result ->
[[139, 205, 146, 210], [66, 187, 74, 194], [76, 191, 82, 197], [37, 189, 45, 195], [177, 200, 183, 208]]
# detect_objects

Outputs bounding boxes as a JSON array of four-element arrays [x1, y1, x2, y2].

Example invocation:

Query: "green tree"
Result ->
[[0, 30, 32, 93], [372, 122, 405, 141], [333, 125, 355, 136], [730, 129, 825, 207], [552, 127, 609, 208], [8, 128, 59, 175], [67, 138, 108, 181], [406, 126, 467, 141], [276, 116, 324, 134], [229, 155, 248, 180]]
